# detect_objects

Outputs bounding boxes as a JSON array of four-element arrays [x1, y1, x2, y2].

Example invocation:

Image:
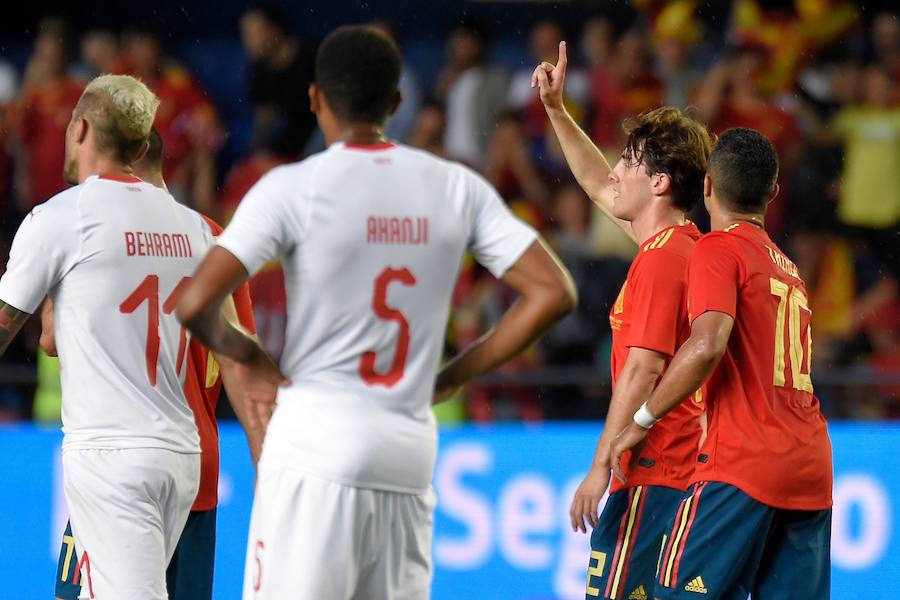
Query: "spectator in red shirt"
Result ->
[[10, 19, 83, 212], [589, 28, 663, 150], [122, 27, 223, 219], [695, 44, 802, 235]]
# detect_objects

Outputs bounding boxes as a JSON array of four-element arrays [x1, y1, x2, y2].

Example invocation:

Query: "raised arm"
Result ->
[[434, 238, 576, 402], [532, 41, 635, 242]]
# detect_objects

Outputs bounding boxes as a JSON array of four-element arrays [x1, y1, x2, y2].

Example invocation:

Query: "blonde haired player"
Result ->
[[0, 75, 216, 597]]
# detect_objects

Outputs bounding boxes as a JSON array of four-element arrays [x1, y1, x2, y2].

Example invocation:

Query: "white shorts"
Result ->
[[63, 448, 200, 599], [244, 446, 436, 599]]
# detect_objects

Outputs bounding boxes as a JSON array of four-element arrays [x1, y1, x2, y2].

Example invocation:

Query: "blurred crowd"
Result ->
[[0, 0, 897, 422]]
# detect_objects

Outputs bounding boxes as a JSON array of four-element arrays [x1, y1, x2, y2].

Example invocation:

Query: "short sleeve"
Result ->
[[687, 234, 743, 322], [464, 168, 538, 278], [231, 281, 257, 335], [0, 192, 82, 314], [624, 251, 687, 356], [217, 166, 301, 276]]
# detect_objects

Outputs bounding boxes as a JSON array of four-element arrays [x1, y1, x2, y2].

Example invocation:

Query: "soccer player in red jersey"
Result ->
[[533, 42, 711, 600], [612, 128, 833, 599], [53, 129, 261, 600]]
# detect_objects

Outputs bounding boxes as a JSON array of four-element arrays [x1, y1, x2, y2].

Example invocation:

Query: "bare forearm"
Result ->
[[595, 364, 660, 465], [0, 300, 30, 356], [217, 354, 266, 459], [185, 305, 263, 363], [436, 295, 568, 397], [545, 107, 633, 239], [646, 338, 721, 419], [545, 106, 611, 199]]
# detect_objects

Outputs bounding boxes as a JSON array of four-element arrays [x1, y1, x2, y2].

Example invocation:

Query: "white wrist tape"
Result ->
[[633, 402, 659, 429]]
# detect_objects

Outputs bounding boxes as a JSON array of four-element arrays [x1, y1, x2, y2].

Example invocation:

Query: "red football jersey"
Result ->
[[184, 216, 257, 511], [686, 223, 833, 510], [609, 223, 703, 493]]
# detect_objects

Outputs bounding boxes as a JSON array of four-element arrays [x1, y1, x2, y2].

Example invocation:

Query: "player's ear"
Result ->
[[653, 172, 671, 197], [767, 183, 780, 206], [703, 174, 712, 200], [75, 116, 89, 144], [308, 83, 320, 114], [387, 89, 402, 118]]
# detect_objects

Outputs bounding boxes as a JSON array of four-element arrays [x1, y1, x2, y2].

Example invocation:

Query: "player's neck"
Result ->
[[712, 210, 766, 232], [78, 154, 137, 184], [331, 122, 388, 147], [630, 203, 687, 246]]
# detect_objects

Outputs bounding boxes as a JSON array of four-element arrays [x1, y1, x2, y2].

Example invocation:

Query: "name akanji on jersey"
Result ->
[[609, 223, 704, 494], [216, 141, 538, 494], [686, 223, 833, 510]]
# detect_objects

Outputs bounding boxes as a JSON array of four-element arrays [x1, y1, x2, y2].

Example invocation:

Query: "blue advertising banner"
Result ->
[[0, 422, 897, 599]]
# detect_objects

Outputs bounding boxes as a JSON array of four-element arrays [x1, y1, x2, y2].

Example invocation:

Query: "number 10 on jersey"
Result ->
[[770, 278, 813, 393]]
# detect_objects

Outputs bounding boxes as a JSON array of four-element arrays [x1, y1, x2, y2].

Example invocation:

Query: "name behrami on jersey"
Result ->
[[218, 142, 537, 493], [0, 175, 214, 453]]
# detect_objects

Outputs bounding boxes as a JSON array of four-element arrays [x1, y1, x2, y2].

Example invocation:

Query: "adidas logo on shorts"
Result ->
[[628, 584, 649, 599], [684, 576, 708, 594]]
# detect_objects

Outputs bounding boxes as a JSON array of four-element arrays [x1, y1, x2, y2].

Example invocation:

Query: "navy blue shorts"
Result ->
[[55, 508, 217, 600], [654, 482, 831, 600], [586, 485, 685, 600]]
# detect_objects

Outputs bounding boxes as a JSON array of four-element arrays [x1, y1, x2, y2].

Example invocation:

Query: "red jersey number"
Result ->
[[359, 267, 417, 387], [119, 275, 192, 386], [770, 278, 814, 393]]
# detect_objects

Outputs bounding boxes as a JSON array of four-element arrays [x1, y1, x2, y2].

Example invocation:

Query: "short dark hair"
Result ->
[[141, 127, 163, 172], [708, 128, 779, 213], [314, 25, 401, 123], [622, 107, 712, 212]]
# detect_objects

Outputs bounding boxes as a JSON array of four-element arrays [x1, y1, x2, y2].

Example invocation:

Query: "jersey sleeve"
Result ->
[[216, 166, 302, 276], [686, 234, 743, 322], [464, 168, 538, 278], [231, 281, 257, 335], [0, 192, 81, 313], [624, 250, 688, 356]]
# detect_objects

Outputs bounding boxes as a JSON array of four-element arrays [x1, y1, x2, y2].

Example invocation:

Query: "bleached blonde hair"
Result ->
[[76, 74, 161, 163]]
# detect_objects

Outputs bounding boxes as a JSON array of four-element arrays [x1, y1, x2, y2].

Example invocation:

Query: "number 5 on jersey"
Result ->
[[360, 267, 417, 387]]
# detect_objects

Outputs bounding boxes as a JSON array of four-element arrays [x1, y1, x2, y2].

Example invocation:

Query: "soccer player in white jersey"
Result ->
[[0, 75, 214, 598], [177, 26, 577, 600]]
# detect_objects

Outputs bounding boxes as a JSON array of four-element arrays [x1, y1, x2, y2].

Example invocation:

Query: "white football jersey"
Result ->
[[0, 175, 213, 453], [218, 142, 537, 493]]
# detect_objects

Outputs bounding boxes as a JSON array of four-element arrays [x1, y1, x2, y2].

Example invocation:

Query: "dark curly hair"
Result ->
[[315, 25, 402, 123], [621, 107, 713, 212]]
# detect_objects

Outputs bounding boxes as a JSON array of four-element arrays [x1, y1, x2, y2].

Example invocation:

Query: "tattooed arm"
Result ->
[[0, 300, 31, 356]]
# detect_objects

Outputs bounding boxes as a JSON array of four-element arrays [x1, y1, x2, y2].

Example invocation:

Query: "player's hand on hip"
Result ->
[[531, 40, 568, 111], [611, 422, 649, 484], [570, 464, 611, 533]]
